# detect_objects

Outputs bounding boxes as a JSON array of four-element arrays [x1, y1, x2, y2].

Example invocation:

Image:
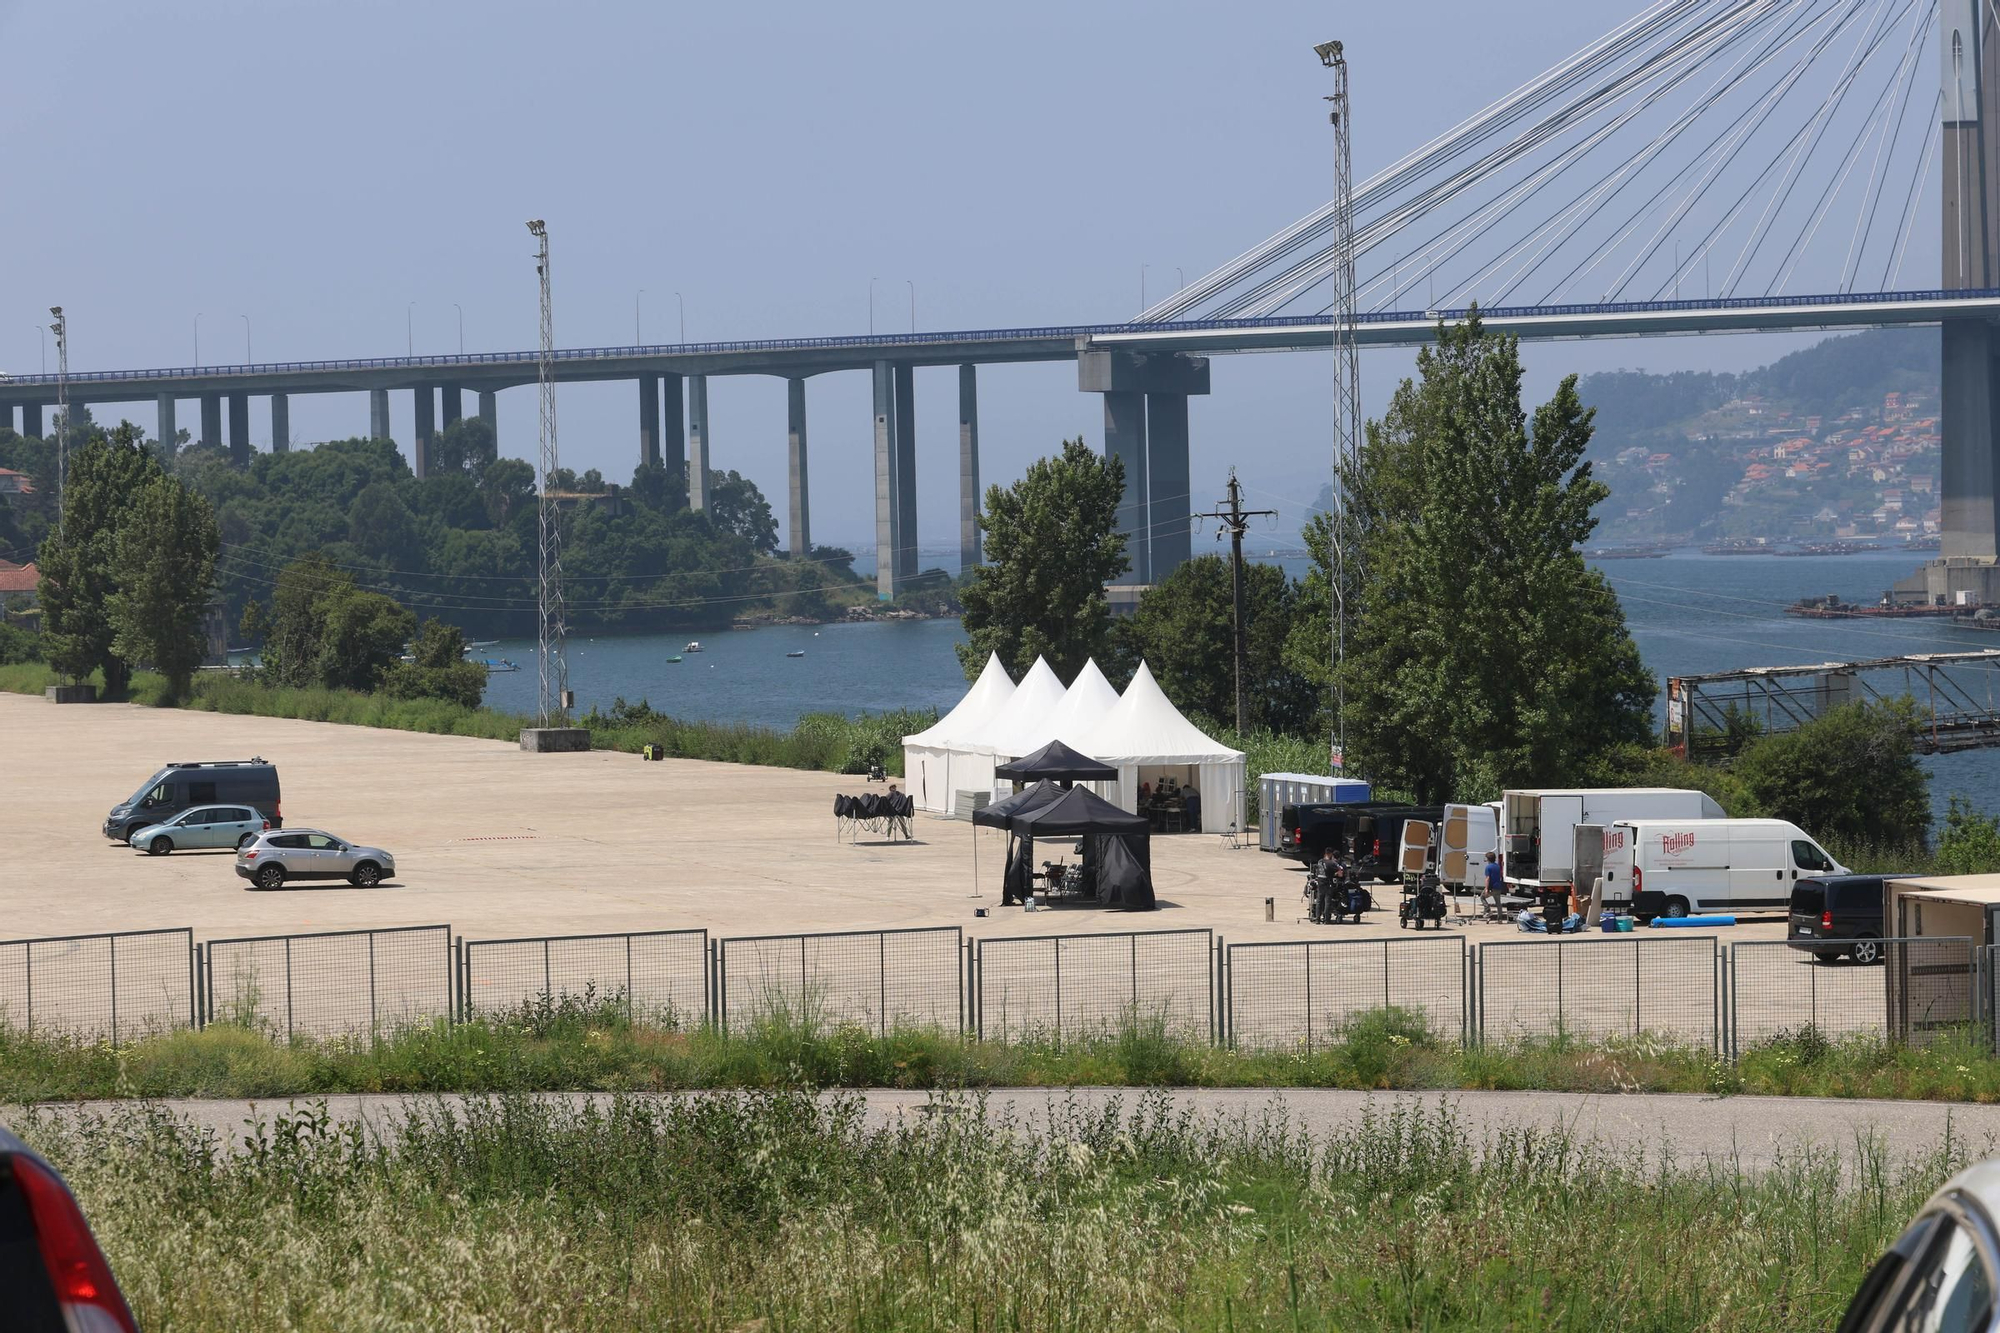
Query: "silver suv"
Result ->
[[235, 828, 396, 889]]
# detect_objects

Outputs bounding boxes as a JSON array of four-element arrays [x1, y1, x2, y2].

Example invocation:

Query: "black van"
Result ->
[[1282, 802, 1446, 882], [103, 759, 282, 842], [1787, 874, 1889, 964]]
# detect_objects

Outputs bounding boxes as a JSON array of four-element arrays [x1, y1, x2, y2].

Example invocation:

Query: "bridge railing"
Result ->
[[17, 288, 2000, 390]]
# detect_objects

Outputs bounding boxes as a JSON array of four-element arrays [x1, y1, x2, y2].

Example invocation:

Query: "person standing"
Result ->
[[1481, 851, 1506, 921]]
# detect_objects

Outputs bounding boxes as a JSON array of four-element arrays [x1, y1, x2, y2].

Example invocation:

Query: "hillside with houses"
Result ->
[[1581, 327, 1941, 548]]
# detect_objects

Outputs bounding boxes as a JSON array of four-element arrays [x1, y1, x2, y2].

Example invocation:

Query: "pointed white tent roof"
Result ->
[[963, 656, 1068, 758], [1041, 658, 1122, 748], [1076, 660, 1245, 764], [903, 652, 1015, 747]]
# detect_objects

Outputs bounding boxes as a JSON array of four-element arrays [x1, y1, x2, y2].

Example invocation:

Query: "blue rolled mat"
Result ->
[[1650, 914, 1736, 928]]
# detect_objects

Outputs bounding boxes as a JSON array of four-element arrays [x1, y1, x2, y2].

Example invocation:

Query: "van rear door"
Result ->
[[1536, 795, 1585, 886]]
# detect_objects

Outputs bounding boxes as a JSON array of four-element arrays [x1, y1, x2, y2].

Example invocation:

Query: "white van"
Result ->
[[1599, 818, 1848, 919], [1438, 802, 1500, 893], [1502, 788, 1726, 894]]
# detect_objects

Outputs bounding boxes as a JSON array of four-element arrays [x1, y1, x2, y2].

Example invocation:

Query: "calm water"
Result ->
[[477, 551, 2000, 815]]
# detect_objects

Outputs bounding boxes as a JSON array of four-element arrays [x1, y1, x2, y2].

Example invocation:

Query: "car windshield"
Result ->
[[127, 776, 171, 807]]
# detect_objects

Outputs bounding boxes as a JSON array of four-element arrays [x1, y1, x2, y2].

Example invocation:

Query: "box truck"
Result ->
[[1501, 788, 1725, 899], [1599, 817, 1847, 918]]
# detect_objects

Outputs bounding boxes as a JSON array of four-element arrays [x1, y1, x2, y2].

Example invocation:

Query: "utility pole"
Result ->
[[527, 220, 569, 727], [1317, 37, 1359, 772], [49, 307, 67, 533], [1194, 470, 1277, 734]]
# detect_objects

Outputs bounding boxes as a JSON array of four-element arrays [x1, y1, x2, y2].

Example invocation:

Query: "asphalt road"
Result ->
[[20, 1088, 2000, 1173]]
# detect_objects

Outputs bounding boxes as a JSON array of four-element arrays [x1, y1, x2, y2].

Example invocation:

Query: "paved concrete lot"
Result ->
[[24, 1088, 1992, 1173], [0, 691, 1795, 952]]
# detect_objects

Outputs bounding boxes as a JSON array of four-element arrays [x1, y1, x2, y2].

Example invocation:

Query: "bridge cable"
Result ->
[[1882, 97, 1944, 290]]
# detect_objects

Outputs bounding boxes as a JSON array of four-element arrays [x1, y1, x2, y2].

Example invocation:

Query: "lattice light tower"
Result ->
[[527, 220, 569, 727], [1316, 39, 1358, 770], [49, 306, 67, 534]]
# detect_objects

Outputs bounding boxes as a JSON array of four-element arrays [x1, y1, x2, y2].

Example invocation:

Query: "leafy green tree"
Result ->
[[347, 480, 420, 563], [37, 425, 166, 695], [1287, 314, 1655, 801], [107, 475, 220, 700], [261, 553, 349, 688], [314, 586, 415, 691], [239, 598, 268, 649], [705, 469, 779, 554], [427, 416, 497, 479], [383, 616, 486, 708], [957, 438, 1127, 682], [1936, 795, 2000, 875], [1731, 700, 1931, 852], [1119, 555, 1315, 734]]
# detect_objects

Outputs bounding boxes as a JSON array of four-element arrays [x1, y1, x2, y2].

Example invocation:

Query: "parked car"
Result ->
[[0, 1122, 140, 1332], [236, 828, 396, 889], [129, 804, 272, 855], [102, 757, 280, 842], [1836, 1157, 1999, 1331], [1280, 802, 1446, 881], [1788, 874, 1892, 964], [1598, 817, 1848, 919]]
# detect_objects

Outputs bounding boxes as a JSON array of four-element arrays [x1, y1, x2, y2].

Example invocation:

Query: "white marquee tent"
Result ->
[[960, 656, 1069, 787], [1076, 661, 1247, 836], [901, 653, 1015, 814], [1039, 658, 1121, 749]]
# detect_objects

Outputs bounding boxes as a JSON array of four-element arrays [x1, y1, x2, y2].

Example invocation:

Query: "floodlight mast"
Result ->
[[49, 307, 67, 535], [1317, 39, 1358, 771], [527, 220, 569, 727]]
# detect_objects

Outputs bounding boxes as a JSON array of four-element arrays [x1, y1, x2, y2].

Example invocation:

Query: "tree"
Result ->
[[1937, 795, 2000, 875], [705, 469, 779, 554], [1288, 313, 1655, 801], [427, 416, 497, 479], [107, 475, 220, 700], [36, 425, 166, 695], [1119, 555, 1316, 734], [239, 598, 268, 649], [1731, 701, 1931, 852], [956, 438, 1127, 682], [383, 616, 486, 708], [261, 553, 349, 688], [314, 587, 415, 691], [347, 480, 420, 563]]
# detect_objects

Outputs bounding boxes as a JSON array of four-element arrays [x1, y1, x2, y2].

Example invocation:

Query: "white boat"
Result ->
[[684, 641, 703, 653], [786, 650, 806, 658]]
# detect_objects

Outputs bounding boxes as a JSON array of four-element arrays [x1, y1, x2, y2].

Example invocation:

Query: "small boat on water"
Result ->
[[683, 641, 703, 653], [665, 655, 683, 664], [787, 650, 807, 658], [477, 658, 521, 673]]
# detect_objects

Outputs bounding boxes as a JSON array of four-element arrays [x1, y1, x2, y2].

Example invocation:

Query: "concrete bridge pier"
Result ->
[[369, 389, 391, 443], [787, 376, 810, 558], [21, 404, 40, 439], [156, 395, 176, 455], [638, 373, 660, 469], [227, 394, 251, 467], [477, 390, 496, 439], [199, 394, 222, 454], [894, 364, 917, 580], [441, 383, 462, 429], [873, 360, 896, 599], [960, 364, 981, 572], [687, 374, 710, 509], [1078, 350, 1211, 587], [662, 373, 685, 485], [270, 393, 289, 454], [412, 385, 435, 479]]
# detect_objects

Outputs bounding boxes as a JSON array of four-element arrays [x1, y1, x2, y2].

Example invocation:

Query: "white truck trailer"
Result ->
[[1501, 788, 1726, 903]]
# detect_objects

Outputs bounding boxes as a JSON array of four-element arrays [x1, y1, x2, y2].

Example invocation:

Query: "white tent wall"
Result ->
[[903, 653, 1018, 814], [904, 745, 949, 813]]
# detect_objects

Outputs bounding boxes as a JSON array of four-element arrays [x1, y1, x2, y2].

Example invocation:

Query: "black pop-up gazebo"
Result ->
[[1008, 786, 1156, 911], [971, 780, 1065, 902], [993, 740, 1119, 784]]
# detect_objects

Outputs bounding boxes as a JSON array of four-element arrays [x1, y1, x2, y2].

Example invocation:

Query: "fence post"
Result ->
[[24, 941, 31, 1036], [974, 940, 983, 1042], [879, 934, 888, 1037], [1054, 940, 1064, 1044], [1304, 942, 1314, 1054], [109, 935, 118, 1046], [544, 939, 553, 1002], [367, 933, 378, 1039], [191, 942, 203, 1030], [1632, 937, 1640, 1041], [284, 937, 294, 1042], [626, 935, 635, 1023], [1382, 939, 1390, 1010]]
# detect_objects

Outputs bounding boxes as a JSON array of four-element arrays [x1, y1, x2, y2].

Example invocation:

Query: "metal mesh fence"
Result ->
[[1478, 937, 1718, 1050], [0, 929, 194, 1041], [717, 927, 962, 1035], [975, 929, 1214, 1043], [1731, 937, 1978, 1053], [1226, 936, 1465, 1050], [206, 925, 452, 1041], [462, 929, 709, 1027]]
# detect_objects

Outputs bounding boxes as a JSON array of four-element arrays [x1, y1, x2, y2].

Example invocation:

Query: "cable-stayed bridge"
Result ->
[[3, 0, 1995, 600]]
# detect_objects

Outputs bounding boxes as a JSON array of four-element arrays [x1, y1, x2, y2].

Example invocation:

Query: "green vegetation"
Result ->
[[23, 1089, 1933, 1332], [1119, 554, 1316, 734], [956, 436, 1128, 681], [1287, 312, 1656, 801], [106, 468, 220, 700], [12, 999, 2000, 1104], [578, 696, 933, 775]]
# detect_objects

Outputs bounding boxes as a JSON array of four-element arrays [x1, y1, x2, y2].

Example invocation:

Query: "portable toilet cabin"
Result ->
[[1259, 774, 1371, 852], [1880, 875, 2000, 1040]]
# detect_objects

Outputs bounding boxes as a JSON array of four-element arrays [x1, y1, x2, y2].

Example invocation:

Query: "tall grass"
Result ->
[[19, 1090, 1948, 1331], [13, 1002, 2000, 1104]]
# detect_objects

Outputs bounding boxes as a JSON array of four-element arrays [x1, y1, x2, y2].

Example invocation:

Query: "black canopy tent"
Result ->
[[970, 780, 1065, 901], [1007, 787, 1156, 910], [993, 740, 1119, 783]]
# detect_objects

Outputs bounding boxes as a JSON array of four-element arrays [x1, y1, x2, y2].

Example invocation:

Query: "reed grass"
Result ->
[[17, 1089, 1949, 1331]]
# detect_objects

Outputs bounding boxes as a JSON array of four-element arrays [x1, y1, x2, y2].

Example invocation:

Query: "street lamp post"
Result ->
[[1141, 263, 1150, 308], [407, 302, 415, 356], [193, 312, 202, 367], [635, 289, 644, 344], [906, 279, 916, 333], [240, 314, 251, 363], [868, 277, 880, 335], [674, 291, 685, 343], [453, 303, 464, 353], [48, 307, 67, 532]]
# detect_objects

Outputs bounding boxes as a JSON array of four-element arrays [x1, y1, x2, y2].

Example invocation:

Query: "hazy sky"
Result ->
[[7, 0, 1927, 555]]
